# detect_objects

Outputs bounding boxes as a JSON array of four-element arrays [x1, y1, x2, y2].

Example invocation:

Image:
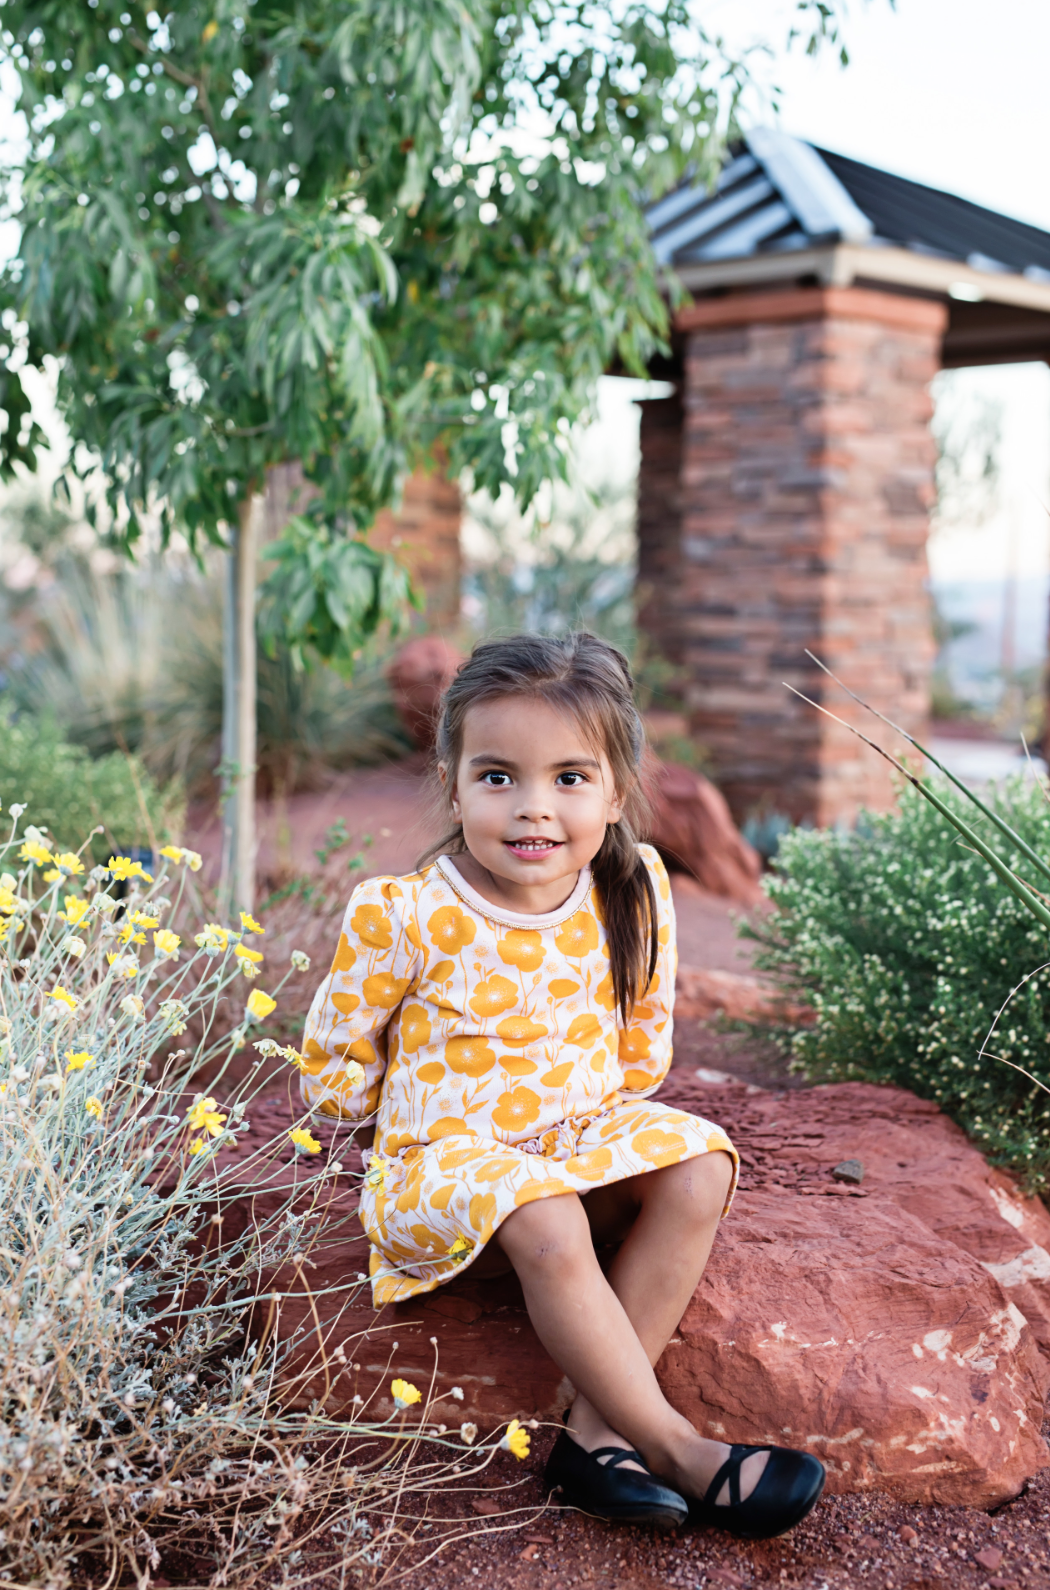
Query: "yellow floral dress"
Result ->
[[301, 844, 739, 1305]]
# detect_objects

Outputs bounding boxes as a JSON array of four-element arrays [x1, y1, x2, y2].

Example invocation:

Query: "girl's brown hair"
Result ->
[[419, 632, 657, 1023]]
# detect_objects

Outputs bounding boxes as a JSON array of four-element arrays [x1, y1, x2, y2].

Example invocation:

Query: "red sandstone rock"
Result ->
[[220, 1078, 1050, 1508], [675, 963, 814, 1026], [386, 636, 465, 750], [644, 756, 763, 905]]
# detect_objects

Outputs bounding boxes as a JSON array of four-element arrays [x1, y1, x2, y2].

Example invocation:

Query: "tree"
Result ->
[[0, 0, 850, 910]]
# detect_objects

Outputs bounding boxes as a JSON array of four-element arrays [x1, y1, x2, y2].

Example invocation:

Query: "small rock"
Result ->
[[975, 1546, 1004, 1571], [899, 1524, 919, 1545], [519, 1544, 541, 1561], [471, 1497, 503, 1516], [832, 1158, 864, 1184]]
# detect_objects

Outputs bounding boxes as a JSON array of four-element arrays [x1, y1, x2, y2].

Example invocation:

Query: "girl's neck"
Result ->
[[450, 848, 582, 917]]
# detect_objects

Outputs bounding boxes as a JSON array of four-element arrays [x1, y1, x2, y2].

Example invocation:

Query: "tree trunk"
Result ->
[[220, 495, 258, 915]]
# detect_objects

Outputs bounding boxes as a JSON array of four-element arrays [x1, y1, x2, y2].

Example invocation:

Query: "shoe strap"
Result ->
[[589, 1445, 651, 1473], [703, 1443, 774, 1508]]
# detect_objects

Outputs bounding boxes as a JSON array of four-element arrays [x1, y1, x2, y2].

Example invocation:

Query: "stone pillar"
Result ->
[[371, 466, 462, 633], [637, 286, 945, 828]]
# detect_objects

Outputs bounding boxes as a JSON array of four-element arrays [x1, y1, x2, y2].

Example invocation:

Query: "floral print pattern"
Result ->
[[302, 845, 739, 1305]]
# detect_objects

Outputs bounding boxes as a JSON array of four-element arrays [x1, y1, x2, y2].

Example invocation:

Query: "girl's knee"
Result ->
[[642, 1151, 734, 1225], [497, 1193, 592, 1275]]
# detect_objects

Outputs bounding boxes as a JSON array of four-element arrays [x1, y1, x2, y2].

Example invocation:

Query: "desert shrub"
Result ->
[[0, 705, 183, 864], [4, 562, 411, 796], [748, 777, 1050, 1190], [0, 820, 532, 1587]]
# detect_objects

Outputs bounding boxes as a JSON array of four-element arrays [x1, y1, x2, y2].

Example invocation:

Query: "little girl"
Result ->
[[301, 633, 824, 1538]]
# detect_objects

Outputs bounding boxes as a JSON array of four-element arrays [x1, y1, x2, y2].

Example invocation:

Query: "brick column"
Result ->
[[637, 287, 945, 828], [371, 464, 462, 632]]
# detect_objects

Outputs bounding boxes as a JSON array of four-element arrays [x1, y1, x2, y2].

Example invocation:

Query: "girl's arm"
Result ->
[[617, 845, 677, 1097], [299, 876, 422, 1120]]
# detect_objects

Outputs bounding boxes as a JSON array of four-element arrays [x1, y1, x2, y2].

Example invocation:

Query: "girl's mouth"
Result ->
[[503, 838, 564, 859]]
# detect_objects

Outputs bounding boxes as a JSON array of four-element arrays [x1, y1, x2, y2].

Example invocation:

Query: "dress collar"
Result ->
[[435, 855, 593, 929]]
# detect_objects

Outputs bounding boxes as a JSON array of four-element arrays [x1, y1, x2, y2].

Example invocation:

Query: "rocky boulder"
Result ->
[[218, 1075, 1050, 1508], [386, 636, 465, 750], [644, 758, 763, 905]]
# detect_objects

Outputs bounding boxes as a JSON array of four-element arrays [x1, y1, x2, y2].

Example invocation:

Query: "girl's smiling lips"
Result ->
[[503, 837, 565, 859]]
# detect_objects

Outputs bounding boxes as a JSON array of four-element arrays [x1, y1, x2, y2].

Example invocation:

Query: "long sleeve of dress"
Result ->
[[616, 844, 677, 1097], [300, 875, 423, 1120]]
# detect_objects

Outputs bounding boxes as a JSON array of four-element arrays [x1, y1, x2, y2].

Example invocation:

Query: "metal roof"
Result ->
[[649, 129, 1050, 284]]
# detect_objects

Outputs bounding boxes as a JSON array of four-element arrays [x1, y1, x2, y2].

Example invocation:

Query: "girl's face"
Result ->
[[448, 696, 622, 898]]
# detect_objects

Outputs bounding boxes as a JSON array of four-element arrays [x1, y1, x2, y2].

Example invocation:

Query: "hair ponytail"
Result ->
[[418, 631, 659, 1023], [590, 816, 659, 1024]]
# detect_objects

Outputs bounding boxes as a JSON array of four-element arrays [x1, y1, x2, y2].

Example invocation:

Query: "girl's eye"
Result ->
[[480, 771, 511, 787], [556, 772, 585, 787]]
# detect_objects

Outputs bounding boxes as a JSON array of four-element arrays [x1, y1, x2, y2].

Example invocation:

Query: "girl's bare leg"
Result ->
[[495, 1153, 768, 1503]]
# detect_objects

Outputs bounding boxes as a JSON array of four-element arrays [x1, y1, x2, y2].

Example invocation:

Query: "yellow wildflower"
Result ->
[[59, 895, 90, 927], [186, 1097, 227, 1137], [240, 910, 265, 935], [48, 987, 77, 1012], [391, 1378, 421, 1409], [188, 1137, 206, 1155], [281, 1044, 305, 1068], [85, 1096, 104, 1121], [289, 1126, 321, 1154], [65, 1050, 94, 1072], [107, 952, 139, 978], [44, 852, 84, 882], [159, 998, 188, 1034], [153, 929, 181, 961], [20, 839, 52, 866], [235, 943, 263, 978], [120, 994, 145, 1019], [245, 989, 276, 1021], [195, 922, 231, 956], [0, 885, 19, 914], [501, 1418, 530, 1460], [61, 936, 86, 959], [365, 1154, 391, 1190], [448, 1235, 473, 1261], [345, 1058, 366, 1087], [107, 855, 153, 882], [183, 849, 202, 871], [159, 844, 184, 864], [131, 910, 159, 929], [118, 923, 146, 946]]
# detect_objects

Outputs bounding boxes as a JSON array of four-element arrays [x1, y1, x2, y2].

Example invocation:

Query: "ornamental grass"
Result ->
[[0, 811, 535, 1588]]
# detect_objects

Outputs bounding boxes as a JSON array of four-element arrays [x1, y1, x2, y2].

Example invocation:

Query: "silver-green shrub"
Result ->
[[0, 817, 530, 1587], [748, 778, 1050, 1191]]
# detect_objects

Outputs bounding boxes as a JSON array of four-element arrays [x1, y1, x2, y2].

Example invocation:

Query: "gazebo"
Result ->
[[638, 128, 1050, 827]]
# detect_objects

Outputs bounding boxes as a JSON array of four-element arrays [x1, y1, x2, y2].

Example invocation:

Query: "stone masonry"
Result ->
[[638, 286, 946, 828]]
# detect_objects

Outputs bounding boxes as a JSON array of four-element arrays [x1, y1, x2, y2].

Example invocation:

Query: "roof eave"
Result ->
[[668, 242, 1050, 315]]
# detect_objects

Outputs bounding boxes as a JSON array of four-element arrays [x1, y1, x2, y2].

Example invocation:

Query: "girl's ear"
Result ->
[[607, 788, 624, 825], [440, 762, 462, 822]]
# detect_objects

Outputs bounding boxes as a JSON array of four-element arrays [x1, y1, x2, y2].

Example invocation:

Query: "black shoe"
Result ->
[[544, 1428, 688, 1531], [688, 1444, 825, 1540]]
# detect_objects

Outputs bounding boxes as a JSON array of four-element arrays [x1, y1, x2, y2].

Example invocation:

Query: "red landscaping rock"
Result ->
[[386, 636, 465, 750], [644, 757, 763, 904], [219, 1076, 1050, 1509], [675, 963, 814, 1026]]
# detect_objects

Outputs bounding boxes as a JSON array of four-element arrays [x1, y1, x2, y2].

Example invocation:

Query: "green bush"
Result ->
[[0, 705, 183, 863], [749, 778, 1050, 1190]]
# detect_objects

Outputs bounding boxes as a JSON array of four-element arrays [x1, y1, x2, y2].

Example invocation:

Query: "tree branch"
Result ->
[[126, 30, 221, 147]]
